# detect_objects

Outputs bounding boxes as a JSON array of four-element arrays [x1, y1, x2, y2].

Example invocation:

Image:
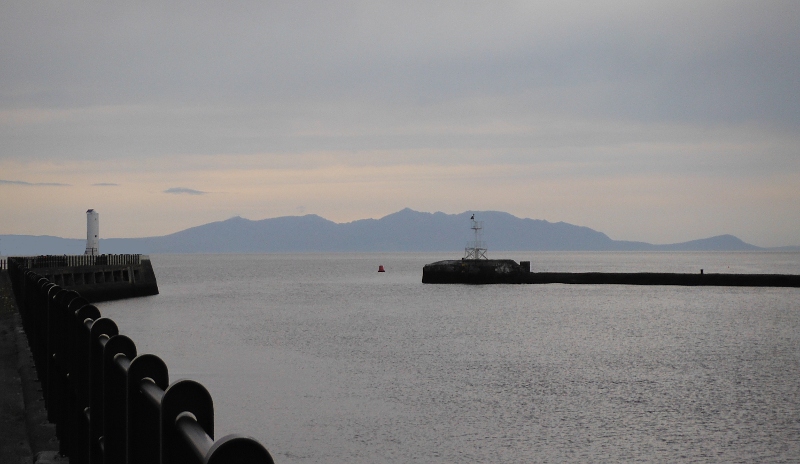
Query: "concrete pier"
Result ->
[[9, 255, 158, 302], [422, 259, 800, 287]]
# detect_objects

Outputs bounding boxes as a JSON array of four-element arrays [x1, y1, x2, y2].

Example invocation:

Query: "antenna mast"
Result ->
[[464, 214, 487, 260]]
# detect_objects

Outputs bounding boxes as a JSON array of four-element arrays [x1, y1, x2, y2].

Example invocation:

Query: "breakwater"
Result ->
[[524, 271, 800, 286], [10, 254, 159, 302], [6, 260, 274, 464], [422, 259, 800, 287]]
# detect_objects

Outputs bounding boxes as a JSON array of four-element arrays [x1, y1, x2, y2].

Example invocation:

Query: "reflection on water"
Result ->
[[102, 252, 800, 462]]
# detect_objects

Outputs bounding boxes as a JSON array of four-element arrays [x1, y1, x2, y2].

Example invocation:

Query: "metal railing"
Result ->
[[14, 254, 143, 269], [7, 259, 274, 464]]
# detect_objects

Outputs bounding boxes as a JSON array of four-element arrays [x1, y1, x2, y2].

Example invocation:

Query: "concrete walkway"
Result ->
[[0, 270, 66, 463]]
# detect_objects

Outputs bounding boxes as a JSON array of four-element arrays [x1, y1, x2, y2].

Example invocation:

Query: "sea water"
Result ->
[[101, 252, 800, 463]]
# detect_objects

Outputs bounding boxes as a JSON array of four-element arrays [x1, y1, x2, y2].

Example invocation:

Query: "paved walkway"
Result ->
[[0, 270, 66, 463]]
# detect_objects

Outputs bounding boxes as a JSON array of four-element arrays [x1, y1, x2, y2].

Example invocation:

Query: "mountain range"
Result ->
[[1, 208, 797, 255]]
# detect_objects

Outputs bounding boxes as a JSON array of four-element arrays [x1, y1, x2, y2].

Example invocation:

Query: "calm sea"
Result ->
[[102, 252, 800, 463]]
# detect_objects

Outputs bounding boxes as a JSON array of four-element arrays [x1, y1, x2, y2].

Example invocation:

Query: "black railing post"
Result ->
[[17, 271, 34, 343], [74, 305, 101, 464], [206, 435, 276, 464], [102, 335, 136, 464], [28, 277, 48, 366], [52, 288, 76, 457], [45, 286, 66, 455], [162, 380, 214, 464], [86, 318, 118, 463], [60, 290, 88, 464], [43, 283, 61, 420], [128, 354, 169, 464]]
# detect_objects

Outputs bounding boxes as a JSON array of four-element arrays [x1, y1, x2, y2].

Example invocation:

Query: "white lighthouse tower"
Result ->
[[85, 209, 99, 255]]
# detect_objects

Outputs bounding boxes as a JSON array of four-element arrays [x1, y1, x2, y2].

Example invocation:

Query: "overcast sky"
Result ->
[[1, 1, 798, 247]]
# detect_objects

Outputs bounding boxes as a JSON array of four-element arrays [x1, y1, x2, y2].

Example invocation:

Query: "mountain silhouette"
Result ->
[[2, 208, 793, 255]]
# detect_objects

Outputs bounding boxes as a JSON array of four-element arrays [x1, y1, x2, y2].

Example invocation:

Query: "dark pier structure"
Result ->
[[427, 214, 800, 287], [4, 258, 274, 463], [9, 254, 159, 302], [422, 259, 800, 287]]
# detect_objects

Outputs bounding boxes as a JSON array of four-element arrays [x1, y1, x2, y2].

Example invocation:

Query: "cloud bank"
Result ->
[[0, 1, 798, 246]]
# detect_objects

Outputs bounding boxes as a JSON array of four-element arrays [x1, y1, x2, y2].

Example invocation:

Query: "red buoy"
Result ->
[[378, 265, 385, 272]]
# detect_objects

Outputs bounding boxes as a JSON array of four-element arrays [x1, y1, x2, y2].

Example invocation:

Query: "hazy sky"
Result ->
[[1, 1, 798, 246]]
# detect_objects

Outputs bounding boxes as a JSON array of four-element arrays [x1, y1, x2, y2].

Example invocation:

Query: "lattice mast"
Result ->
[[464, 214, 487, 260]]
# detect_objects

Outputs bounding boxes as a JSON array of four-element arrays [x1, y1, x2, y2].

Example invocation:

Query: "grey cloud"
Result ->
[[0, 179, 70, 186], [0, 1, 798, 165], [1, 179, 35, 185], [164, 187, 207, 195], [92, 183, 119, 186], [2, 2, 797, 117]]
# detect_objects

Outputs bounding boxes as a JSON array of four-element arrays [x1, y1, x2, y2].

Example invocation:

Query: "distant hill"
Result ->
[[2, 208, 796, 255], [0, 235, 85, 256]]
